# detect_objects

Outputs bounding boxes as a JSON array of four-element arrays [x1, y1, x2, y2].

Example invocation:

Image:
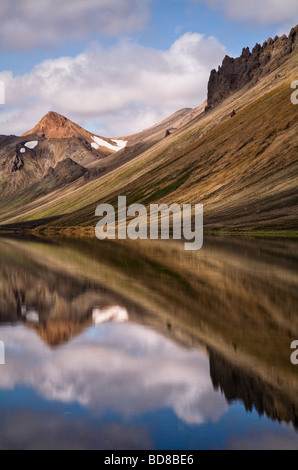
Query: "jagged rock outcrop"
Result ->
[[209, 348, 298, 429], [11, 153, 24, 172], [206, 25, 298, 110]]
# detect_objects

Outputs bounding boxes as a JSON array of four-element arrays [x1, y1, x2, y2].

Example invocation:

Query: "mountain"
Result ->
[[0, 26, 297, 233], [123, 103, 206, 146], [0, 105, 205, 205], [0, 111, 129, 199], [207, 25, 298, 110], [23, 111, 128, 153], [23, 111, 97, 140]]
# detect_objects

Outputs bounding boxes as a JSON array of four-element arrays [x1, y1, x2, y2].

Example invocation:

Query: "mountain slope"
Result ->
[[123, 103, 206, 146]]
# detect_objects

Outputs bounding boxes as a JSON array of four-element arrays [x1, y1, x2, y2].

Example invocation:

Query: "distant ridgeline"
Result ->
[[206, 25, 298, 110]]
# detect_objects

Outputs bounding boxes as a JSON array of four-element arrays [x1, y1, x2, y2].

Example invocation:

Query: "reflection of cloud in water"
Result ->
[[0, 322, 227, 425], [92, 306, 128, 325]]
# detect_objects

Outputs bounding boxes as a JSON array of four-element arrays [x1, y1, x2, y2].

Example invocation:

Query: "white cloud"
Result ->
[[0, 0, 151, 51], [197, 0, 298, 26], [0, 323, 228, 425], [0, 33, 226, 136]]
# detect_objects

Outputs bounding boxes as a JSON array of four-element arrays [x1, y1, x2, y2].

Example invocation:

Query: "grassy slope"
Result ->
[[0, 50, 297, 231]]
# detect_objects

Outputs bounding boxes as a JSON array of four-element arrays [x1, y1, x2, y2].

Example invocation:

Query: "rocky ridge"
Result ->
[[206, 25, 298, 110]]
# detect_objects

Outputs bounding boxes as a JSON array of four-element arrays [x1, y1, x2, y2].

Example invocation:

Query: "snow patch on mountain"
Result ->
[[112, 139, 128, 150], [92, 136, 127, 152], [25, 141, 38, 149]]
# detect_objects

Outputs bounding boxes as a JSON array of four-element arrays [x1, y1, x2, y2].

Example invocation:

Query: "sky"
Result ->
[[0, 0, 297, 137]]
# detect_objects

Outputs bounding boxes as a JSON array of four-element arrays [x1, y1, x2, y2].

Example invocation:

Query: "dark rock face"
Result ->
[[11, 154, 24, 172], [165, 128, 177, 137], [206, 25, 298, 110], [43, 157, 88, 186]]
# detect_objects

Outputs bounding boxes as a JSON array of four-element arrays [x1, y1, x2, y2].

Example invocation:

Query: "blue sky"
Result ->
[[145, 0, 287, 56], [0, 0, 297, 136]]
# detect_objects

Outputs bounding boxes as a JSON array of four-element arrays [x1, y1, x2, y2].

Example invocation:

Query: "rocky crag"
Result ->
[[206, 25, 298, 110]]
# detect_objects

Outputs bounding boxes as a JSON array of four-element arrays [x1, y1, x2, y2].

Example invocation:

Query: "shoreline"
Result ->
[[0, 225, 298, 240]]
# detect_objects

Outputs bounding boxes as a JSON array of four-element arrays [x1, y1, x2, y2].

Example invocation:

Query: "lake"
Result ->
[[0, 235, 297, 450]]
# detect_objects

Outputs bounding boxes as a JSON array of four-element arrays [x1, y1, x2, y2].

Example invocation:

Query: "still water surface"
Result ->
[[0, 235, 297, 449]]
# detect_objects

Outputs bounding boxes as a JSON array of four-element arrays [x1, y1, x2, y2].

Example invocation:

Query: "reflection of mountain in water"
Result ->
[[209, 348, 298, 429], [0, 235, 298, 430], [0, 241, 139, 345], [0, 263, 98, 345]]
